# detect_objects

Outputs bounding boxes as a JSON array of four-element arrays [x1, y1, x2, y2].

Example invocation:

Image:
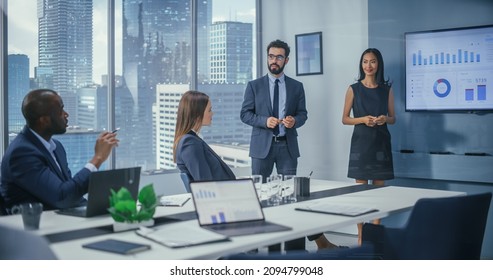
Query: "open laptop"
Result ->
[[190, 178, 292, 237], [55, 167, 141, 217]]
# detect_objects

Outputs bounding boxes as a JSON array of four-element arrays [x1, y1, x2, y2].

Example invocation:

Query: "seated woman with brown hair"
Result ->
[[173, 90, 236, 185]]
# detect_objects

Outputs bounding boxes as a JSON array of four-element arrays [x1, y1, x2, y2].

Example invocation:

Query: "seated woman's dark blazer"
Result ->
[[176, 131, 235, 182]]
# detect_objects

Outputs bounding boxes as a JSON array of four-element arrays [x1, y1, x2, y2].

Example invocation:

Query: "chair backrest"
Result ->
[[0, 224, 57, 260], [180, 172, 191, 193], [369, 192, 491, 260], [225, 244, 376, 260], [0, 164, 5, 216], [0, 192, 6, 216]]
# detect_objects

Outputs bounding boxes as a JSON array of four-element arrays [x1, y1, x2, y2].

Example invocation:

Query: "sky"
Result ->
[[7, 0, 255, 82]]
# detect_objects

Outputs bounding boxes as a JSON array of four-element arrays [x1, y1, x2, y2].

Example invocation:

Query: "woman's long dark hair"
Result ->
[[357, 48, 391, 86], [173, 90, 209, 162]]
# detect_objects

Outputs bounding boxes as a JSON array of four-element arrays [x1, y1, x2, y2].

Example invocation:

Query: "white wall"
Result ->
[[261, 0, 368, 181]]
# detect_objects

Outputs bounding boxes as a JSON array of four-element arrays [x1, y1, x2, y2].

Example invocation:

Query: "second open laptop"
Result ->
[[55, 166, 141, 218], [189, 178, 292, 237]]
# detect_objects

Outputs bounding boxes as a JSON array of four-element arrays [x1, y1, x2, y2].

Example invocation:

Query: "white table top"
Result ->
[[0, 180, 464, 259]]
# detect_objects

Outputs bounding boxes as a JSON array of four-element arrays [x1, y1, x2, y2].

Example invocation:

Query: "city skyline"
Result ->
[[5, 0, 256, 171], [7, 0, 255, 82]]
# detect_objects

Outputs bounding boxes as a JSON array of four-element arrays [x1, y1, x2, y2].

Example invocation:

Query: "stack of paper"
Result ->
[[159, 193, 191, 207]]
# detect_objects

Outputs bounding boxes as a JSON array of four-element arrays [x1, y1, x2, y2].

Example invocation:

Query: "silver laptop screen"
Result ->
[[190, 179, 264, 225]]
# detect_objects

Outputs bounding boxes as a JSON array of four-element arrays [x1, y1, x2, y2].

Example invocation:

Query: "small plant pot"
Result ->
[[112, 219, 154, 232]]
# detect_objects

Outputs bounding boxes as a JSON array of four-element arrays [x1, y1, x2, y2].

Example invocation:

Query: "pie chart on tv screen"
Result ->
[[433, 78, 451, 98]]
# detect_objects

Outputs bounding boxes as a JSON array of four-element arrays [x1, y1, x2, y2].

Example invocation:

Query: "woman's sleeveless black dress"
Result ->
[[347, 82, 394, 180]]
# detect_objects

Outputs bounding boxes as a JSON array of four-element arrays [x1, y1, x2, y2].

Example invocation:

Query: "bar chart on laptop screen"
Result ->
[[192, 181, 264, 224]]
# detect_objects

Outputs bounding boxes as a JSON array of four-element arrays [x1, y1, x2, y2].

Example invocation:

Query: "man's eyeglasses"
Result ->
[[268, 54, 285, 61]]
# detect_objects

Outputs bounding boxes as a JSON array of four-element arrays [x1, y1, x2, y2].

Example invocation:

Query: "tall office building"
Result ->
[[7, 54, 30, 133], [198, 83, 251, 144], [77, 76, 131, 131], [199, 21, 253, 148], [77, 87, 105, 131], [76, 83, 137, 167], [37, 0, 93, 124], [203, 20, 252, 142], [154, 19, 254, 169], [210, 21, 253, 84], [155, 84, 189, 169], [34, 66, 54, 90], [53, 129, 108, 172], [155, 84, 251, 169], [202, 20, 253, 151], [120, 0, 212, 170]]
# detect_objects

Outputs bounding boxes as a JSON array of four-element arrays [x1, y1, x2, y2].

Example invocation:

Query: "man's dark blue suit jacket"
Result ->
[[0, 126, 90, 210]]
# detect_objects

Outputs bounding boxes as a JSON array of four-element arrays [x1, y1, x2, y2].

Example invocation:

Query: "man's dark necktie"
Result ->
[[273, 79, 280, 136]]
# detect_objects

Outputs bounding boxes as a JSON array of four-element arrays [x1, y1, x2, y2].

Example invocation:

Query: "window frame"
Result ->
[[0, 0, 261, 171]]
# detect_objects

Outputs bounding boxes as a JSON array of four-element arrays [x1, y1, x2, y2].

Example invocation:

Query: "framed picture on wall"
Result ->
[[295, 32, 323, 76]]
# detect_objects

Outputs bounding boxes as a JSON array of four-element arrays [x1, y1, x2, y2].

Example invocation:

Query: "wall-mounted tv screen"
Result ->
[[405, 25, 493, 111]]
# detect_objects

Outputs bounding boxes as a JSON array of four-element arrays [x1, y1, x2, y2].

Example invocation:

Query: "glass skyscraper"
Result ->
[[119, 0, 212, 170], [156, 20, 254, 169], [7, 54, 30, 133], [210, 21, 253, 84], [18, 0, 253, 172], [199, 21, 253, 146], [37, 0, 93, 124]]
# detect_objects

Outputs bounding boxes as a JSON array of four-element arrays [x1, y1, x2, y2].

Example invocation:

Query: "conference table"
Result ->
[[0, 180, 465, 259]]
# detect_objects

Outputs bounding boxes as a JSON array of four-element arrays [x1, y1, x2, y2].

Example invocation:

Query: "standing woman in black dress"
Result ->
[[342, 48, 396, 245]]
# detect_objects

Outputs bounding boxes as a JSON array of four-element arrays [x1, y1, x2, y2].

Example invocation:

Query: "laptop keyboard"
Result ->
[[208, 220, 265, 230], [56, 206, 87, 217]]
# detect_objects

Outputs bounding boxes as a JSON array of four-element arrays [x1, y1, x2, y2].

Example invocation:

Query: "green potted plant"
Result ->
[[108, 184, 158, 232]]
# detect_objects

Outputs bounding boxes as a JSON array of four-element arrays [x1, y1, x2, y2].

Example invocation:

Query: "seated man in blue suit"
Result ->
[[0, 89, 119, 212], [173, 90, 236, 183]]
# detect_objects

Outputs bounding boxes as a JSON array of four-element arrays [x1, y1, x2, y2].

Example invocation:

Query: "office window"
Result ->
[[3, 0, 257, 172], [7, 0, 109, 172], [195, 0, 255, 169], [122, 0, 257, 171]]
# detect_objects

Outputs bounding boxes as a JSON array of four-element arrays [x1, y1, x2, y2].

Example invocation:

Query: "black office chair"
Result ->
[[0, 165, 5, 216], [225, 244, 376, 260], [362, 192, 492, 260], [0, 223, 57, 260], [0, 193, 7, 216], [180, 172, 191, 193]]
